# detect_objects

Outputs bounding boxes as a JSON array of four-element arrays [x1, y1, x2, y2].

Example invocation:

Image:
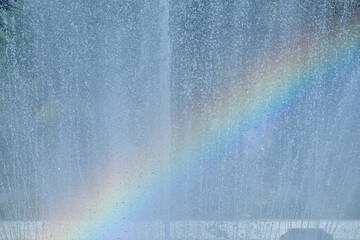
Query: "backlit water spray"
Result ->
[[0, 0, 359, 239]]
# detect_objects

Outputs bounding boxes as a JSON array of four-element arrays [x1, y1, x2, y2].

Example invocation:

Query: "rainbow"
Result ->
[[39, 20, 360, 240]]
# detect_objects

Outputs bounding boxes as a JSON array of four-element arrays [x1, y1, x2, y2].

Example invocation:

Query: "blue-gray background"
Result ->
[[0, 0, 359, 221]]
